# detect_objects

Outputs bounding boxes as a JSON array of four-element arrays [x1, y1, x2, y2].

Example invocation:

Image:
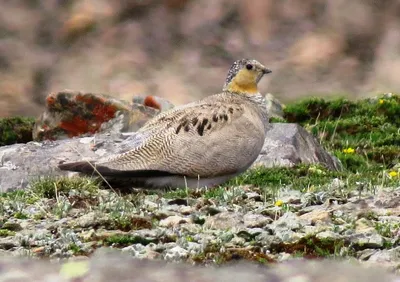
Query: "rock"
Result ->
[[253, 123, 342, 171], [159, 216, 189, 228], [316, 231, 342, 241], [121, 244, 160, 260], [32, 91, 132, 141], [355, 218, 376, 234], [271, 212, 309, 231], [164, 246, 189, 262], [350, 233, 385, 249], [2, 221, 23, 231], [243, 214, 271, 228], [299, 209, 331, 225], [0, 237, 18, 250], [367, 246, 400, 271], [264, 93, 285, 119], [203, 212, 245, 230], [32, 91, 170, 141], [74, 212, 100, 228]]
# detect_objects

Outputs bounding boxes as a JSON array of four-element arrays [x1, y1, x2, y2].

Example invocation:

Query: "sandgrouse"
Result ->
[[58, 59, 272, 189]]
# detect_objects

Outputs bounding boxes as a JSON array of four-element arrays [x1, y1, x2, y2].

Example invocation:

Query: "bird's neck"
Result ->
[[224, 80, 258, 94], [246, 92, 266, 108]]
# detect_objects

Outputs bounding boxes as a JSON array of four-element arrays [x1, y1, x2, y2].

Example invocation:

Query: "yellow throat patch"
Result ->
[[226, 69, 259, 94]]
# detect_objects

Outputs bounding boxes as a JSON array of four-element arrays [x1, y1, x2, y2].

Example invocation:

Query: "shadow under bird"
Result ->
[[58, 59, 272, 189]]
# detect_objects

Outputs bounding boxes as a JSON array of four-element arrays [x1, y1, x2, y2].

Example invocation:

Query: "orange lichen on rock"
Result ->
[[46, 95, 56, 106], [144, 96, 162, 110], [59, 116, 90, 137], [75, 93, 106, 105], [92, 104, 117, 122], [33, 90, 164, 141]]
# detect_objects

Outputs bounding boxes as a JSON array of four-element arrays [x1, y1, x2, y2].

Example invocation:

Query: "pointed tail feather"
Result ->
[[58, 161, 98, 174], [58, 161, 180, 178]]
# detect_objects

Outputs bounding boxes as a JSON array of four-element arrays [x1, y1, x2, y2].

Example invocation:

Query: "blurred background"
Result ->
[[1, 0, 400, 117]]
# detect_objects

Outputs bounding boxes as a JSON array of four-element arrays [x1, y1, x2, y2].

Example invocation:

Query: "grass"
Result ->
[[30, 176, 101, 198], [282, 94, 400, 171]]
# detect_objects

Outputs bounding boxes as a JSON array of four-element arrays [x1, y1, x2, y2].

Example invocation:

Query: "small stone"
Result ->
[[186, 242, 202, 255], [143, 200, 159, 210], [179, 206, 194, 215], [358, 249, 378, 261], [355, 218, 375, 234], [277, 252, 292, 262], [164, 246, 189, 262], [299, 210, 331, 225], [275, 230, 306, 244], [74, 212, 106, 228], [316, 231, 342, 240], [2, 221, 22, 231], [351, 233, 384, 249], [245, 192, 262, 201], [32, 246, 46, 255], [122, 244, 160, 260], [228, 236, 246, 247], [203, 212, 244, 230], [159, 216, 189, 227], [0, 237, 18, 250], [243, 214, 271, 228], [271, 212, 309, 231], [81, 229, 96, 241]]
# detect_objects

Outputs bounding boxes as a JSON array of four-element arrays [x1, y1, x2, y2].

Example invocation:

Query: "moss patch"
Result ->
[[0, 117, 35, 146], [30, 176, 101, 199]]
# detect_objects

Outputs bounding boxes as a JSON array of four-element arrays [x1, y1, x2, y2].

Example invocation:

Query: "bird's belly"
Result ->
[[143, 173, 241, 189]]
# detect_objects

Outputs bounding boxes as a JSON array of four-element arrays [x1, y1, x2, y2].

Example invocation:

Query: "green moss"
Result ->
[[13, 211, 28, 219], [0, 117, 35, 146], [0, 229, 16, 237], [163, 188, 189, 199], [269, 117, 287, 123], [104, 235, 154, 247], [30, 176, 100, 199]]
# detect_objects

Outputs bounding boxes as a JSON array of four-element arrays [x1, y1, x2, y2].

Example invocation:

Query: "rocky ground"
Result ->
[[0, 93, 399, 280]]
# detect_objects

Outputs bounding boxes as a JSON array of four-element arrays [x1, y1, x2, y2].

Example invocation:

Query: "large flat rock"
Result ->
[[0, 123, 341, 192]]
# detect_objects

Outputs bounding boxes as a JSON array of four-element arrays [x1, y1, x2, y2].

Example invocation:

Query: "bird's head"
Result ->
[[223, 59, 272, 94]]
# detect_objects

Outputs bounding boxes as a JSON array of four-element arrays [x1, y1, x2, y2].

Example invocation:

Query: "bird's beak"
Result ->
[[262, 68, 272, 74]]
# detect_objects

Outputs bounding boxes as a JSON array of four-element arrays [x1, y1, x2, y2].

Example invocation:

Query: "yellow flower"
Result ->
[[275, 200, 284, 207], [343, 148, 355, 154], [389, 171, 398, 178], [379, 99, 385, 104]]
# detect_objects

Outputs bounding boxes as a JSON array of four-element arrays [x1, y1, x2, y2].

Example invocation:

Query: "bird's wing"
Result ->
[[59, 94, 267, 178]]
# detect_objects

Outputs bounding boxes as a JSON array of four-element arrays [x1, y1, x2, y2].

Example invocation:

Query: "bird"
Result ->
[[58, 59, 272, 189]]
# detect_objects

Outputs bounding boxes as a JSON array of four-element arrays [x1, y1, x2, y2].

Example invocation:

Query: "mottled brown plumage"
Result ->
[[58, 59, 272, 189]]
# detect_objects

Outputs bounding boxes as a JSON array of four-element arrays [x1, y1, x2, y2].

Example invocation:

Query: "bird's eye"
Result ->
[[246, 64, 253, 70]]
